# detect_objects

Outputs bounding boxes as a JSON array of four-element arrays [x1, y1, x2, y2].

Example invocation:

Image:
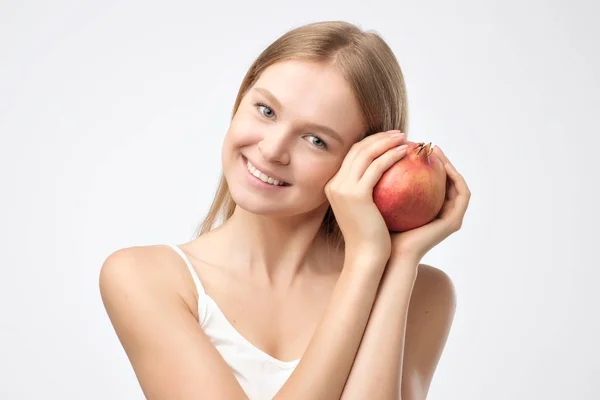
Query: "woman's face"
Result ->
[[222, 59, 366, 217]]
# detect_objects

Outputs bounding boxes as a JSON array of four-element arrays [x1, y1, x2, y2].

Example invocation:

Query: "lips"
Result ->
[[243, 155, 290, 186]]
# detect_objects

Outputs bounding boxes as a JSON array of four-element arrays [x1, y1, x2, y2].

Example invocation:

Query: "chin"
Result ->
[[227, 183, 316, 218], [234, 192, 330, 222], [231, 193, 296, 217]]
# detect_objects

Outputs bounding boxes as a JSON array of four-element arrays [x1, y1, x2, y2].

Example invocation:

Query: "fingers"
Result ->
[[348, 130, 406, 182], [432, 145, 448, 163], [433, 146, 471, 226], [359, 144, 408, 189], [332, 131, 396, 183], [448, 163, 471, 224], [434, 146, 470, 196]]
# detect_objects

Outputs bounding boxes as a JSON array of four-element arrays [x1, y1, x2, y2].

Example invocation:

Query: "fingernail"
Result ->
[[397, 144, 408, 151], [391, 131, 404, 137]]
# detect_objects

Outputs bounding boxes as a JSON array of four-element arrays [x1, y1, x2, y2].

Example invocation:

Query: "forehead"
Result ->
[[251, 60, 365, 143]]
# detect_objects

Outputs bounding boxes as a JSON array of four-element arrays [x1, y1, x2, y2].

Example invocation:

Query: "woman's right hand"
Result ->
[[324, 130, 409, 266]]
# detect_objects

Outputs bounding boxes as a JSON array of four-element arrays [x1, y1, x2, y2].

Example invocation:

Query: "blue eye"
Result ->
[[306, 135, 327, 149], [255, 102, 275, 119]]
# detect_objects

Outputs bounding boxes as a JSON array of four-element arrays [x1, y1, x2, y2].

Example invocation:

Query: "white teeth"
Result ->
[[246, 160, 286, 186]]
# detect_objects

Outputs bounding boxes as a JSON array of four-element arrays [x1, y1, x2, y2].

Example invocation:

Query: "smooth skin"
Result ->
[[99, 60, 470, 399]]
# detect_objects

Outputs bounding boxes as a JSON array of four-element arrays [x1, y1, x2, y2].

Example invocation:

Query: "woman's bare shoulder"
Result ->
[[99, 244, 200, 319], [399, 263, 456, 395], [412, 263, 456, 310], [406, 263, 457, 343]]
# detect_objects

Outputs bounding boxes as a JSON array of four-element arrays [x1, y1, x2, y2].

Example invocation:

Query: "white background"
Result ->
[[1, 1, 599, 399]]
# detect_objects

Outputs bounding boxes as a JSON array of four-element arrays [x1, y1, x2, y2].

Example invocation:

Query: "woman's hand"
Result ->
[[388, 145, 471, 265], [325, 130, 409, 266]]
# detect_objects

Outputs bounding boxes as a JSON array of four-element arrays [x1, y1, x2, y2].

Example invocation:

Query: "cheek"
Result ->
[[227, 114, 261, 146], [302, 162, 338, 188]]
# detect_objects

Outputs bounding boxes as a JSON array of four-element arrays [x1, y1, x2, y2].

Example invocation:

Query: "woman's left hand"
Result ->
[[388, 145, 471, 265]]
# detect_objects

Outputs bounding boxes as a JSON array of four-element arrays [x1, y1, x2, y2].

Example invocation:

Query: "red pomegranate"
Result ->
[[373, 141, 447, 232]]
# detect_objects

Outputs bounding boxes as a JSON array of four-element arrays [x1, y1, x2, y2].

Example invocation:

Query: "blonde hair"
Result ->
[[194, 20, 409, 250]]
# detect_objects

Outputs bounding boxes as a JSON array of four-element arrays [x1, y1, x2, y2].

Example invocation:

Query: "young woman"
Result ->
[[100, 21, 470, 400]]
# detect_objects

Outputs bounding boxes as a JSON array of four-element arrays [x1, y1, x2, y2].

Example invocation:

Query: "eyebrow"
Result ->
[[253, 87, 344, 144]]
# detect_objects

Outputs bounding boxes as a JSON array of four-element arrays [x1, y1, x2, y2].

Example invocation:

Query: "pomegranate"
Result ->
[[373, 141, 447, 232]]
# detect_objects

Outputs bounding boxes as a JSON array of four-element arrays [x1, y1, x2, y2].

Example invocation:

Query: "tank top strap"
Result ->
[[167, 244, 206, 294], [166, 244, 209, 323]]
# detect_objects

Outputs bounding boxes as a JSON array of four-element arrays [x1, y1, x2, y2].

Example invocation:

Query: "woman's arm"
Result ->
[[340, 259, 457, 400], [273, 253, 387, 399]]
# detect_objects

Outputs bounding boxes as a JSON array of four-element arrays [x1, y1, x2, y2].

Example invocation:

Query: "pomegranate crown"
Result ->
[[415, 142, 433, 157]]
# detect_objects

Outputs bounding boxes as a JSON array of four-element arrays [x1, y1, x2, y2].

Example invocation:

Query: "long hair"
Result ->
[[194, 21, 409, 251]]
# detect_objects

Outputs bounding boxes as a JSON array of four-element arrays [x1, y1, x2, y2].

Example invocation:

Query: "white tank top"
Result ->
[[168, 244, 300, 400]]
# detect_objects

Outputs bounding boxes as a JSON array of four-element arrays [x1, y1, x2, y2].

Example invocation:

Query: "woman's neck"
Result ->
[[212, 204, 333, 285]]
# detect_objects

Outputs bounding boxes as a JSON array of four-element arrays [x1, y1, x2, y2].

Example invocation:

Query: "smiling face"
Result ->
[[221, 59, 366, 217]]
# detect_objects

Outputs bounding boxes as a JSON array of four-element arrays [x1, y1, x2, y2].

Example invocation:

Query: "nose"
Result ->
[[257, 127, 291, 165]]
